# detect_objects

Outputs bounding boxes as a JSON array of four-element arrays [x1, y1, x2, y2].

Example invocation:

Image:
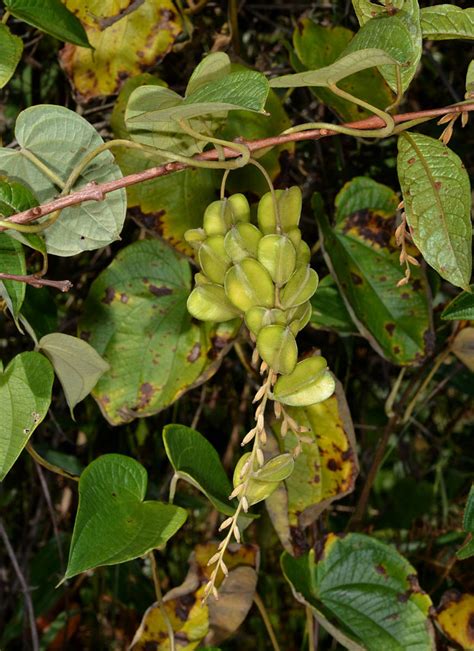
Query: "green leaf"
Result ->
[[420, 5, 474, 40], [0, 233, 26, 324], [4, 0, 91, 48], [0, 23, 23, 89], [0, 351, 54, 481], [342, 11, 421, 93], [0, 176, 39, 215], [64, 454, 187, 580], [269, 48, 398, 88], [0, 105, 126, 256], [466, 60, 474, 97], [266, 384, 358, 555], [397, 133, 472, 289], [185, 52, 231, 96], [352, 0, 422, 90], [38, 333, 109, 416], [314, 180, 434, 365], [78, 239, 237, 425], [163, 424, 234, 515], [126, 70, 269, 125], [292, 20, 393, 122], [441, 287, 474, 320], [457, 485, 474, 560], [310, 275, 356, 334], [282, 533, 435, 650]]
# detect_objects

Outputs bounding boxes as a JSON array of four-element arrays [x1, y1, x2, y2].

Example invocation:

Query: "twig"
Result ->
[[0, 273, 73, 292], [253, 592, 281, 651], [1, 102, 473, 231], [148, 551, 175, 651], [0, 519, 39, 651]]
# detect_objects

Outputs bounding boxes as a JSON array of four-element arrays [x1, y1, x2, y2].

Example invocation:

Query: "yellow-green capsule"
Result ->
[[187, 284, 240, 322], [295, 240, 311, 268], [256, 324, 298, 375], [279, 186, 302, 231], [184, 227, 206, 250], [233, 453, 279, 506], [224, 222, 262, 263], [286, 227, 302, 250], [198, 235, 230, 285], [287, 301, 312, 335], [194, 272, 211, 286], [257, 190, 280, 235], [245, 306, 287, 336], [257, 234, 296, 286], [227, 193, 251, 224], [280, 266, 318, 309], [273, 356, 335, 407], [254, 453, 294, 482], [224, 258, 274, 312], [203, 194, 251, 236]]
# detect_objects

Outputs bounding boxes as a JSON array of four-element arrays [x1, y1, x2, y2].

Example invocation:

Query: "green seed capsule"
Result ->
[[194, 272, 211, 285], [224, 222, 262, 263], [203, 194, 250, 236], [233, 453, 280, 506], [280, 266, 318, 309], [286, 227, 302, 250], [287, 300, 312, 335], [198, 235, 230, 285], [273, 356, 335, 407], [295, 240, 311, 268], [256, 324, 298, 375], [187, 284, 240, 322], [254, 453, 294, 482], [257, 187, 302, 235], [245, 306, 287, 336], [257, 234, 297, 286], [184, 227, 206, 250], [278, 186, 302, 231], [224, 258, 274, 312]]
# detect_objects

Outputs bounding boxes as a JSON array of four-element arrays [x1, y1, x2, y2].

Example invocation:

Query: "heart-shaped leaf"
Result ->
[[64, 454, 187, 581], [0, 23, 23, 89], [38, 333, 109, 416], [0, 105, 127, 256], [0, 233, 26, 325], [442, 287, 474, 321], [398, 132, 472, 289], [185, 52, 231, 97], [163, 424, 234, 515], [282, 533, 435, 650], [0, 351, 54, 481], [309, 275, 356, 334], [4, 0, 91, 48], [78, 239, 238, 425], [420, 5, 474, 40], [269, 48, 397, 88]]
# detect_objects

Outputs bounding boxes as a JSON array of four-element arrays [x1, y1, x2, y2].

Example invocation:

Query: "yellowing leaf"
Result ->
[[266, 383, 358, 555], [130, 543, 259, 650], [437, 591, 474, 649], [451, 327, 474, 372], [60, 0, 182, 101]]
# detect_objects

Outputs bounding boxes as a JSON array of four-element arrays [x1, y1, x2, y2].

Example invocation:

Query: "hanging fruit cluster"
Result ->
[[185, 186, 336, 407]]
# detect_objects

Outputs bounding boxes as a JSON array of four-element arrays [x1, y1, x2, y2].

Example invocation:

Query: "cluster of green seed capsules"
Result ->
[[185, 186, 320, 377]]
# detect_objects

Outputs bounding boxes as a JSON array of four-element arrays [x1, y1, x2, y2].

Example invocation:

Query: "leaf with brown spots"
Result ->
[[314, 178, 434, 366], [266, 382, 358, 555], [282, 533, 435, 650], [130, 543, 259, 650], [437, 591, 474, 649], [60, 0, 182, 101], [78, 239, 239, 425]]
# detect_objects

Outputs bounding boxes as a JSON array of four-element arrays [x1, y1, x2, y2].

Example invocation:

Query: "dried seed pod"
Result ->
[[273, 356, 335, 407], [224, 258, 274, 312], [256, 324, 298, 375], [257, 234, 297, 286], [224, 222, 262, 263], [245, 306, 287, 336], [280, 266, 318, 309], [184, 227, 206, 250], [187, 284, 240, 322], [198, 235, 230, 284]]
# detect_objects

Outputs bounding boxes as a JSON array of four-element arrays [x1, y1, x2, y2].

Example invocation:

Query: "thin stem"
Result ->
[[253, 592, 281, 651], [26, 442, 79, 481], [168, 473, 178, 504], [178, 119, 251, 169], [0, 210, 60, 233], [2, 10, 11, 23], [0, 520, 39, 651], [20, 149, 66, 189], [220, 169, 231, 199], [306, 605, 315, 651], [402, 348, 451, 424], [148, 551, 175, 651], [0, 272, 72, 292]]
